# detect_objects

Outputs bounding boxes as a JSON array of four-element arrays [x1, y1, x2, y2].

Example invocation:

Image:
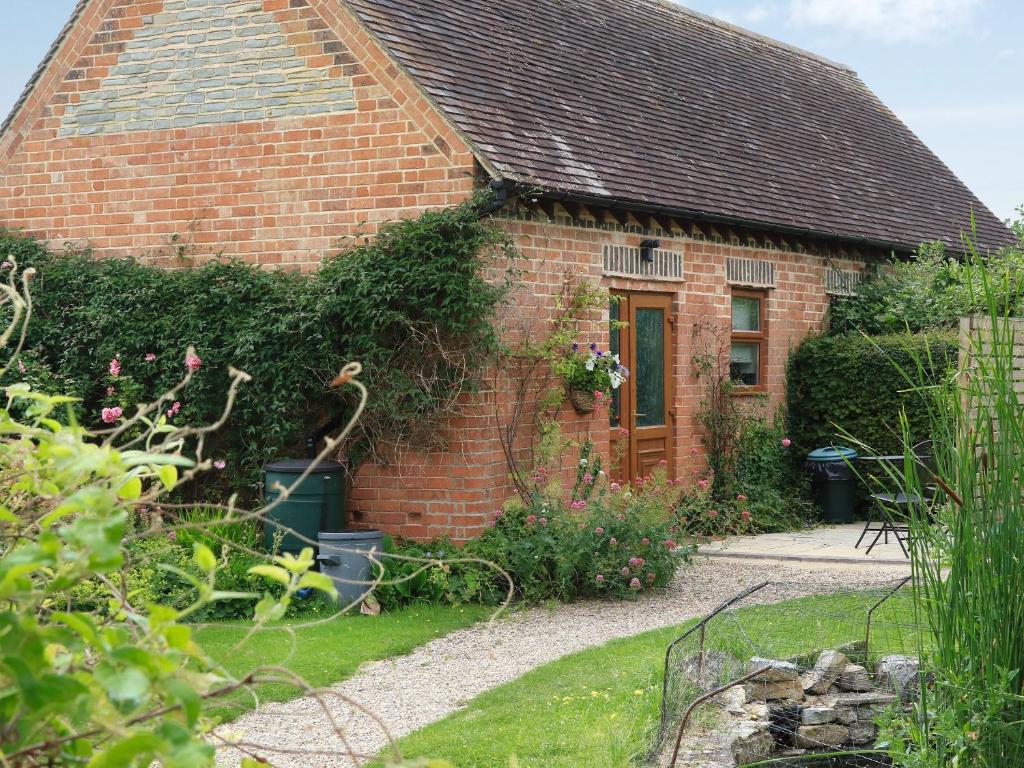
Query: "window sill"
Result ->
[[731, 386, 768, 397]]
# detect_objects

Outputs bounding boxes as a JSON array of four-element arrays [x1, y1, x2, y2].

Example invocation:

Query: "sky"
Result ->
[[0, 0, 1020, 221]]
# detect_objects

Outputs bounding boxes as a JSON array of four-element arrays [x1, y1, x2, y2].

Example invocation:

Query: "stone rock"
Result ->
[[801, 650, 849, 694], [834, 706, 858, 725], [848, 719, 878, 745], [801, 706, 838, 725], [876, 655, 921, 701], [729, 722, 775, 766], [745, 678, 805, 702], [749, 657, 801, 682], [743, 702, 769, 719], [793, 723, 850, 749], [836, 663, 874, 692], [831, 691, 899, 707], [717, 685, 747, 715]]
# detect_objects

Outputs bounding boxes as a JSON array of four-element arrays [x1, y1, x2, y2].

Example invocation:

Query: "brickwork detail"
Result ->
[[58, 0, 356, 136]]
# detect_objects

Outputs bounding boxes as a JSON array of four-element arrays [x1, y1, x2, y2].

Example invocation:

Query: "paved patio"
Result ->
[[698, 523, 912, 567]]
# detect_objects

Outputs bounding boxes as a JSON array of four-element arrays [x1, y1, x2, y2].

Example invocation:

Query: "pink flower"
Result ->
[[184, 353, 202, 372], [596, 574, 605, 583], [689, 446, 699, 456], [741, 510, 752, 520], [583, 473, 594, 484], [214, 459, 226, 470], [737, 494, 747, 502], [593, 390, 604, 400], [629, 577, 641, 589], [609, 537, 618, 546], [697, 478, 710, 491], [144, 352, 157, 362], [610, 482, 622, 493], [166, 400, 182, 419], [641, 537, 650, 545], [708, 509, 719, 519], [619, 428, 630, 438], [495, 509, 503, 519], [101, 406, 123, 424], [539, 516, 548, 526], [1, 261, 12, 270], [526, 514, 537, 524], [781, 438, 792, 448], [537, 466, 547, 474], [621, 567, 631, 576], [659, 459, 668, 466], [646, 572, 656, 583], [106, 386, 117, 396], [109, 358, 121, 377], [664, 539, 677, 550], [17, 358, 26, 374], [570, 499, 586, 511], [167, 530, 177, 542], [594, 526, 605, 535]]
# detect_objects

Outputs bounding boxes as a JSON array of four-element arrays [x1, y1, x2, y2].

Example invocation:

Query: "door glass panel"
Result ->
[[730, 341, 760, 385], [635, 308, 665, 427], [609, 299, 622, 427], [732, 296, 761, 332]]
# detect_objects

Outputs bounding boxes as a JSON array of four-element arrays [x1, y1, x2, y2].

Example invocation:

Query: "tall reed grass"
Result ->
[[865, 248, 1024, 766]]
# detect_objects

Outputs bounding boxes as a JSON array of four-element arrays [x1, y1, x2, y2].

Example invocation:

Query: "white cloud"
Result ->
[[787, 0, 984, 43]]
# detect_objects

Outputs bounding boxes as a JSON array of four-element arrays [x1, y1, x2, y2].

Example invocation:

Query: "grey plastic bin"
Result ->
[[317, 530, 384, 606]]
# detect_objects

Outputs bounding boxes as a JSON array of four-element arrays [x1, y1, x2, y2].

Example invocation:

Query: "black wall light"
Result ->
[[639, 239, 661, 263]]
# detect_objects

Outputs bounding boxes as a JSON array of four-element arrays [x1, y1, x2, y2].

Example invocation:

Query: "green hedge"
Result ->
[[1, 195, 515, 498], [786, 332, 958, 459]]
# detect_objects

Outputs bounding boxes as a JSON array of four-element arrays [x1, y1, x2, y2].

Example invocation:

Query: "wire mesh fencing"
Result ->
[[659, 578, 920, 768]]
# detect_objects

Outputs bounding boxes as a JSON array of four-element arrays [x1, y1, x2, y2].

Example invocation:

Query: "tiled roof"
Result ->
[[343, 0, 1014, 252]]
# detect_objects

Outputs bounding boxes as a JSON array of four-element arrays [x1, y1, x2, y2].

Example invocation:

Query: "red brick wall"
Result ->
[[0, 0, 866, 541], [0, 0, 477, 269]]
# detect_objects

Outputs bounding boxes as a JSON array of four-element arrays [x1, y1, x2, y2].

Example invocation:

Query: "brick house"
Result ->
[[0, 0, 1013, 540]]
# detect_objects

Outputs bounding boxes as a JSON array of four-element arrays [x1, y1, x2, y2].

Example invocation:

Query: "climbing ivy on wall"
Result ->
[[1, 194, 518, 497]]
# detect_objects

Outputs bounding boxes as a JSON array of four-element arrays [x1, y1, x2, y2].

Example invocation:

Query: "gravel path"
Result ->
[[215, 557, 910, 767]]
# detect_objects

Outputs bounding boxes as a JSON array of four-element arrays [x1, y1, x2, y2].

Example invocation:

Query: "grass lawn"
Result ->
[[377, 589, 921, 768], [195, 603, 491, 722]]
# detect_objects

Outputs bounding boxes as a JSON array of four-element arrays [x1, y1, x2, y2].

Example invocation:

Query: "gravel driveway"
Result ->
[[215, 557, 910, 767]]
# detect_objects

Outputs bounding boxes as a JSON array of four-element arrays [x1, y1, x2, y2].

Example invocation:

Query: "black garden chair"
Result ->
[[855, 442, 937, 558]]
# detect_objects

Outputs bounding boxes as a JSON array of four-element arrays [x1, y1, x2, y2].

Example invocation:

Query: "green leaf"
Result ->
[[117, 476, 143, 501], [298, 570, 338, 597], [87, 732, 164, 768], [192, 542, 217, 573], [159, 464, 178, 491], [248, 564, 290, 587]]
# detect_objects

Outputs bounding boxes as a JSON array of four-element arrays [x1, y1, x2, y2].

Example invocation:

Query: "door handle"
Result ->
[[633, 412, 646, 417]]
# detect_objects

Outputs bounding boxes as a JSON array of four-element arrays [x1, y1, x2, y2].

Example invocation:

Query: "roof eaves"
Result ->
[[0, 0, 90, 138]]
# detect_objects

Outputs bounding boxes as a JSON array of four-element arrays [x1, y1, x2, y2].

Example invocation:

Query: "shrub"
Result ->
[[0, 194, 516, 498], [828, 237, 1024, 336], [464, 468, 687, 603], [785, 332, 957, 460]]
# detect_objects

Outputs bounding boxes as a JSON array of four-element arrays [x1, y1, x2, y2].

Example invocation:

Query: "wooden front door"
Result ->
[[609, 291, 674, 482]]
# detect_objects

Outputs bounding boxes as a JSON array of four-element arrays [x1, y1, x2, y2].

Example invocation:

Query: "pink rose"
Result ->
[[109, 358, 121, 377], [214, 459, 226, 470], [101, 406, 123, 424], [697, 478, 710, 491], [737, 494, 747, 502], [526, 514, 536, 524], [741, 510, 752, 520], [630, 577, 641, 589], [184, 353, 202, 372], [781, 438, 792, 448]]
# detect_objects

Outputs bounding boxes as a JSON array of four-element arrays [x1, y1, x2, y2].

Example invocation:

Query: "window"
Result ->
[[730, 289, 767, 388]]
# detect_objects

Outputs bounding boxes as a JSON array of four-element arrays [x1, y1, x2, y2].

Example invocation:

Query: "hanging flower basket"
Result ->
[[568, 388, 597, 414]]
